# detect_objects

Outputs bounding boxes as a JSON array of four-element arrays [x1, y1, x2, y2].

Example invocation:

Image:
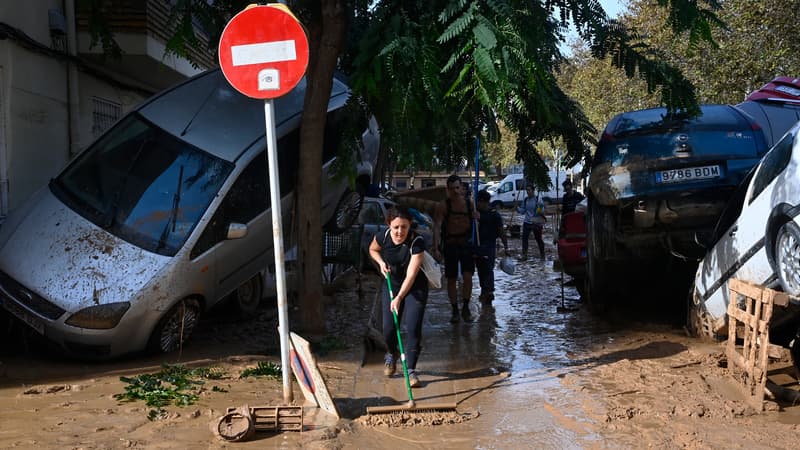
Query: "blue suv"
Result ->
[[586, 104, 769, 305]]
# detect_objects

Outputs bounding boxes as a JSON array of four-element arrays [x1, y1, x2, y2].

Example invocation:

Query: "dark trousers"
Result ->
[[475, 245, 496, 294], [522, 222, 545, 257], [381, 283, 426, 371]]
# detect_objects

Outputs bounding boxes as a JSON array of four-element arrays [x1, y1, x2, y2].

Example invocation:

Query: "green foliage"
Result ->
[[239, 361, 282, 379], [79, 0, 122, 58], [624, 0, 800, 105], [114, 364, 227, 420]]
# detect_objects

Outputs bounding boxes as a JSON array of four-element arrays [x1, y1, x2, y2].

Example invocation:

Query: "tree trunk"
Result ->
[[295, 0, 346, 334]]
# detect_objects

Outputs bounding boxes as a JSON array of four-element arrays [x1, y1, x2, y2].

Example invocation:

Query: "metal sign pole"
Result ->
[[263, 98, 293, 404]]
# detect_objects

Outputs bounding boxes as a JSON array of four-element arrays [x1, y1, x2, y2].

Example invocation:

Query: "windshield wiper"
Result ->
[[156, 165, 184, 253], [103, 138, 149, 228]]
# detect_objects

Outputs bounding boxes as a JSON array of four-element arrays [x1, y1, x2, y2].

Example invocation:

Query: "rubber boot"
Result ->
[[450, 303, 460, 323], [461, 299, 473, 322]]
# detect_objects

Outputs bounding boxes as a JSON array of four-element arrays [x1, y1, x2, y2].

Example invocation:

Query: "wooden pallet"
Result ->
[[725, 279, 784, 411], [223, 405, 303, 432]]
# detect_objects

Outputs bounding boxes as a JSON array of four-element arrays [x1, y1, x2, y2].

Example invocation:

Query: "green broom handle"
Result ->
[[386, 274, 414, 404]]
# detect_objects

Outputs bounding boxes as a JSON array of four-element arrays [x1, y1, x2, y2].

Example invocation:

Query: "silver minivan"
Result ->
[[0, 69, 378, 358]]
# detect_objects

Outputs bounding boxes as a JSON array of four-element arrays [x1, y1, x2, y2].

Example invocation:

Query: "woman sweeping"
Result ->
[[369, 206, 428, 388]]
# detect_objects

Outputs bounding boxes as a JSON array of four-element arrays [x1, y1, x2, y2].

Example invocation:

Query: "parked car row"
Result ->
[[580, 76, 800, 371], [0, 69, 379, 359]]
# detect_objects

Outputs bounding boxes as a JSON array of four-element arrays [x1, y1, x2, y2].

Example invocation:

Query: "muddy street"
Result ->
[[1, 225, 799, 449]]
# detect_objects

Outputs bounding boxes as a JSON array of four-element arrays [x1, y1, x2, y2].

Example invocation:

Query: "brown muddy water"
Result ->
[[2, 218, 797, 449]]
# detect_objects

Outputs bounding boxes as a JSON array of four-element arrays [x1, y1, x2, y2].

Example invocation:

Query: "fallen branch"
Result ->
[[670, 361, 702, 369], [608, 390, 640, 397]]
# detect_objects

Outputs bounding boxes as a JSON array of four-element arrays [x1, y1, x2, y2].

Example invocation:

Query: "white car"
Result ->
[[0, 69, 378, 359], [691, 121, 800, 351]]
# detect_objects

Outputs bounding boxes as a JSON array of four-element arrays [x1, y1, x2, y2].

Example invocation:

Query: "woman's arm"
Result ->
[[390, 252, 424, 312], [368, 235, 389, 275]]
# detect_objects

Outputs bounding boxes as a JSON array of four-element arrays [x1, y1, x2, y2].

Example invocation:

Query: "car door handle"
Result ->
[[728, 226, 738, 237]]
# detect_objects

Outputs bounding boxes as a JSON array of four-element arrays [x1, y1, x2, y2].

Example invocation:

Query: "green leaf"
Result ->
[[473, 47, 498, 83], [473, 22, 497, 50]]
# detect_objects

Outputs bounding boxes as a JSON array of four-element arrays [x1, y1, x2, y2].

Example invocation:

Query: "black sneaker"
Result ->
[[450, 304, 460, 323]]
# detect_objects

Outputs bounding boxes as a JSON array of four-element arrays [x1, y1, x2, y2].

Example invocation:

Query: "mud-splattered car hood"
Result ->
[[0, 188, 168, 312]]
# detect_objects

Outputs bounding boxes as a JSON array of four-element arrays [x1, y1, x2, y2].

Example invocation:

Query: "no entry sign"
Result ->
[[218, 5, 309, 99]]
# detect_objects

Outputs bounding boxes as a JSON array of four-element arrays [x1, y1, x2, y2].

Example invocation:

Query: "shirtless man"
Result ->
[[433, 175, 478, 322]]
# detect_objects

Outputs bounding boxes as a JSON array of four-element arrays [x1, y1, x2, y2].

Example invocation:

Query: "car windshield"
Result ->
[[50, 114, 234, 257]]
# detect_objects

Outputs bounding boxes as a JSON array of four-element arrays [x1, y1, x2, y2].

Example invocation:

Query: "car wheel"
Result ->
[[491, 200, 503, 209], [589, 202, 616, 259], [585, 246, 609, 313], [775, 221, 800, 296], [585, 203, 615, 312], [233, 275, 263, 316], [148, 298, 201, 353], [325, 189, 363, 234], [686, 286, 707, 338]]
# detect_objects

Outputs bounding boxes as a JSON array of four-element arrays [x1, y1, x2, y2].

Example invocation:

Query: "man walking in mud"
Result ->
[[433, 174, 478, 323], [475, 189, 508, 306]]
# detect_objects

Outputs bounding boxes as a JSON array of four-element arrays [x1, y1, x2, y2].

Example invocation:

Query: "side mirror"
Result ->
[[226, 223, 248, 240]]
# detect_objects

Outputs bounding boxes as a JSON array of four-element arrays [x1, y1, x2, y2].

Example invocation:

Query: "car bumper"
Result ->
[[557, 238, 586, 278], [0, 292, 155, 359]]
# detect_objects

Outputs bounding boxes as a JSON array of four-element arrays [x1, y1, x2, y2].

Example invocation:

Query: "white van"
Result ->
[[489, 169, 571, 207], [0, 69, 379, 359], [489, 173, 527, 207]]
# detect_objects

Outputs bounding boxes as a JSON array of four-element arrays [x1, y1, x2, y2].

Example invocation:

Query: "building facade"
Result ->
[[0, 0, 212, 221]]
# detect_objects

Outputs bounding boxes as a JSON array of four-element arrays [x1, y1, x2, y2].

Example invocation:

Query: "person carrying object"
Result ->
[[433, 174, 479, 323], [558, 179, 585, 238], [475, 189, 508, 305], [369, 206, 428, 388], [518, 185, 546, 260]]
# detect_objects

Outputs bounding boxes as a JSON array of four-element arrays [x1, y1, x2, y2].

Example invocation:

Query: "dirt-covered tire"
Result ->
[[775, 221, 800, 296], [585, 202, 615, 312], [148, 298, 201, 354], [585, 247, 610, 313], [686, 287, 707, 338], [233, 275, 262, 316], [324, 189, 363, 235]]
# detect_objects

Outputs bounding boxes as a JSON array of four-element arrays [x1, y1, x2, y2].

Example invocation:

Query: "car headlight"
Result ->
[[65, 302, 131, 329]]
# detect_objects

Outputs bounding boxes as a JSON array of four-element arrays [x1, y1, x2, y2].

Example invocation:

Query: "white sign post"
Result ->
[[218, 4, 310, 405]]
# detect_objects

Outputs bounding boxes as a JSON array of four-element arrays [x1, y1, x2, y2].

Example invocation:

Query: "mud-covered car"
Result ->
[[0, 69, 378, 359], [586, 105, 769, 304], [690, 121, 800, 364]]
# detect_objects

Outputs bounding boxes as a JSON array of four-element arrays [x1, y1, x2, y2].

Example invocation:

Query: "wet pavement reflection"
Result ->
[[357, 223, 620, 448]]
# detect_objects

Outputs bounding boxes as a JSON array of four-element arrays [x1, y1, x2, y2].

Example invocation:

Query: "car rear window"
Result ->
[[612, 105, 746, 136]]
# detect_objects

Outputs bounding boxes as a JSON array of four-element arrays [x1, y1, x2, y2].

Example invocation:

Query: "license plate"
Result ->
[[655, 165, 720, 184], [2, 297, 45, 335]]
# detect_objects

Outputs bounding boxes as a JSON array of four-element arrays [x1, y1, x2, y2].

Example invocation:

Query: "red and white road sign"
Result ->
[[218, 5, 309, 99]]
